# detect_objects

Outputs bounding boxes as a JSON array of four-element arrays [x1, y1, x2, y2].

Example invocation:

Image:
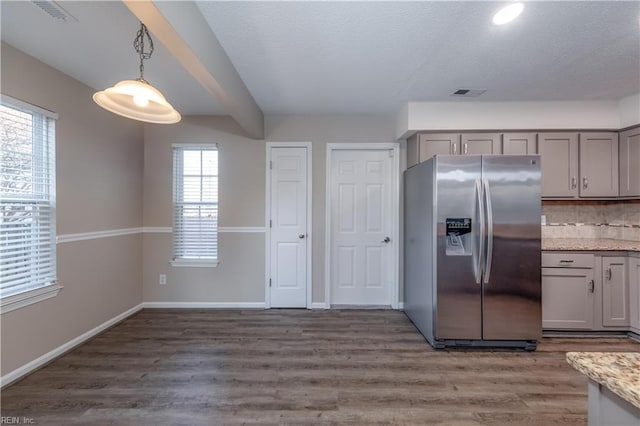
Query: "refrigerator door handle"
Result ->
[[483, 177, 494, 285], [474, 178, 485, 284]]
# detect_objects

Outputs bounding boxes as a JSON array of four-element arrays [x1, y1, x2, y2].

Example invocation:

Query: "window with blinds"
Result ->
[[172, 145, 218, 266], [0, 99, 57, 301]]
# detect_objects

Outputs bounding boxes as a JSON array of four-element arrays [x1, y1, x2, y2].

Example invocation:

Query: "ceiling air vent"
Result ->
[[451, 89, 487, 98], [31, 1, 77, 22]]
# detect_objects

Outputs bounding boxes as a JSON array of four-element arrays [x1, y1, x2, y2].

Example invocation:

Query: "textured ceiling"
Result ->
[[197, 1, 640, 114], [0, 1, 226, 115], [1, 1, 639, 116]]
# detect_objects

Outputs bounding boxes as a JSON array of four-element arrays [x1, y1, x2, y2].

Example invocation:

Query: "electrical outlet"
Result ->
[[159, 274, 167, 285]]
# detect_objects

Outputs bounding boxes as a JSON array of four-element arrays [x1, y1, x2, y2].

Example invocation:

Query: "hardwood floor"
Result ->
[[1, 309, 639, 425]]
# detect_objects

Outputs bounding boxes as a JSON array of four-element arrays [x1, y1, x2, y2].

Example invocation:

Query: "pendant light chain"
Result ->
[[133, 22, 154, 82]]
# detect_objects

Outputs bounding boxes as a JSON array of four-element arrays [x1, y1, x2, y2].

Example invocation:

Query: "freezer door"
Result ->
[[482, 155, 542, 340], [434, 156, 483, 340]]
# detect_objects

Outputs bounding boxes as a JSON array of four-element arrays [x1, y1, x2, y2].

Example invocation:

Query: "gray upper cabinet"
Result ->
[[579, 132, 619, 197], [619, 127, 640, 197], [407, 133, 460, 167], [460, 133, 501, 155], [538, 133, 579, 197], [407, 133, 501, 168], [502, 133, 537, 155]]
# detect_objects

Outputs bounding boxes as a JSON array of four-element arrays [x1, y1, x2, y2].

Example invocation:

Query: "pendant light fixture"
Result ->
[[93, 22, 181, 124]]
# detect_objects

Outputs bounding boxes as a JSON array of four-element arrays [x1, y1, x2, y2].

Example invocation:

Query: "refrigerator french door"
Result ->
[[404, 155, 541, 349]]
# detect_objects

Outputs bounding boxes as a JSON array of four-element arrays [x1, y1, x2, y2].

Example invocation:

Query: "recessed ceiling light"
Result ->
[[493, 3, 525, 26]]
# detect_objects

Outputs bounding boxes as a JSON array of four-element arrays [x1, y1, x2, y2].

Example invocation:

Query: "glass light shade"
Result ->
[[93, 79, 181, 124]]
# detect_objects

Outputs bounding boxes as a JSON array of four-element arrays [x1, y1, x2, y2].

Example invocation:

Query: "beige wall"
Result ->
[[1, 44, 144, 376], [142, 114, 402, 305], [265, 115, 402, 303], [142, 116, 266, 303]]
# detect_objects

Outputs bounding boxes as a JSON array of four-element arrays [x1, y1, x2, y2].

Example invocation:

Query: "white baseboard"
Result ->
[[398, 302, 405, 310], [0, 303, 143, 388], [310, 302, 328, 309], [142, 302, 267, 309]]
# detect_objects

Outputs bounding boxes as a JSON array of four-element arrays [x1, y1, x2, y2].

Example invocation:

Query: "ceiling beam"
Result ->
[[123, 0, 264, 139]]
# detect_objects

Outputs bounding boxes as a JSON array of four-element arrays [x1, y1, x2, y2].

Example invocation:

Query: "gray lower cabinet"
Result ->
[[542, 252, 632, 331], [502, 133, 537, 155], [538, 133, 579, 197], [542, 253, 595, 329], [630, 257, 640, 334], [619, 127, 640, 197], [542, 264, 595, 330], [601, 257, 629, 327]]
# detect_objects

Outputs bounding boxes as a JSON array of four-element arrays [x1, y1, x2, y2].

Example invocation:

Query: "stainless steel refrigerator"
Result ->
[[404, 155, 541, 350]]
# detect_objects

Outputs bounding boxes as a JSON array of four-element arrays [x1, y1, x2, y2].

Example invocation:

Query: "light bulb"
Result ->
[[133, 94, 149, 107], [493, 3, 524, 26]]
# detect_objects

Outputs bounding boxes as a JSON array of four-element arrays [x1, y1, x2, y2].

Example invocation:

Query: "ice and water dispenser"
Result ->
[[445, 218, 472, 256]]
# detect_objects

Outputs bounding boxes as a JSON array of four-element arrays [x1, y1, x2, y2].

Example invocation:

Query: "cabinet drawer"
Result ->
[[542, 252, 594, 268]]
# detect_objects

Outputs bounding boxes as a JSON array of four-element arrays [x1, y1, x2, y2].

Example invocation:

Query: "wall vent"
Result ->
[[32, 1, 77, 22], [451, 89, 487, 98]]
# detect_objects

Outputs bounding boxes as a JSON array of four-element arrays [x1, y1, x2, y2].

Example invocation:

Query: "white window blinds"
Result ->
[[0, 100, 57, 299], [172, 145, 218, 263]]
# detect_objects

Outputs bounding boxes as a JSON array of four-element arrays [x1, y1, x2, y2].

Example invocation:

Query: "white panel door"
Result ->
[[270, 147, 307, 307], [330, 149, 393, 305]]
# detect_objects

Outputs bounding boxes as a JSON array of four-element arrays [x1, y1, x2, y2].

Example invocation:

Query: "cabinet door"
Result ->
[[619, 127, 640, 197], [461, 133, 501, 155], [418, 133, 460, 161], [579, 133, 619, 197], [630, 258, 640, 333], [542, 267, 594, 329], [602, 257, 629, 327], [502, 133, 537, 155], [538, 133, 579, 198]]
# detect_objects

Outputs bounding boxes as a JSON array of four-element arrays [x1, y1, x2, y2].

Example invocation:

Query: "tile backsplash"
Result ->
[[542, 200, 640, 242]]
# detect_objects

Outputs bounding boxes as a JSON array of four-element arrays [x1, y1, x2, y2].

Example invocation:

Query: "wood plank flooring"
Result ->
[[1, 309, 639, 425]]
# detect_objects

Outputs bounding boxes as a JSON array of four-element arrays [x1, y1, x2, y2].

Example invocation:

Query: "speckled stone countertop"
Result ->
[[567, 352, 640, 409], [542, 238, 640, 252]]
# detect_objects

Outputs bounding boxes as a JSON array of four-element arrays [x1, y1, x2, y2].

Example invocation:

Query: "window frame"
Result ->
[[1, 94, 60, 314], [170, 143, 219, 268]]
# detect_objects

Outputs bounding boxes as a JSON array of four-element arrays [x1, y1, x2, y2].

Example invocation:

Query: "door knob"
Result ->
[[298, 234, 305, 239], [382, 237, 391, 243]]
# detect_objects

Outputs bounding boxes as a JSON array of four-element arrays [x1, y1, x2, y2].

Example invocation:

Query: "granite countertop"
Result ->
[[542, 238, 640, 252], [567, 352, 640, 409]]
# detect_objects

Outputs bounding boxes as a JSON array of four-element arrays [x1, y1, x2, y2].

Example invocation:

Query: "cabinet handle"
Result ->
[[452, 143, 457, 154], [583, 177, 588, 189], [464, 143, 468, 154], [606, 268, 612, 280], [571, 177, 577, 189], [588, 280, 594, 293], [559, 259, 574, 264]]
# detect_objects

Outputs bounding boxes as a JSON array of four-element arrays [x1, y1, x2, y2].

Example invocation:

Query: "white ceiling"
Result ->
[[2, 1, 639, 116]]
